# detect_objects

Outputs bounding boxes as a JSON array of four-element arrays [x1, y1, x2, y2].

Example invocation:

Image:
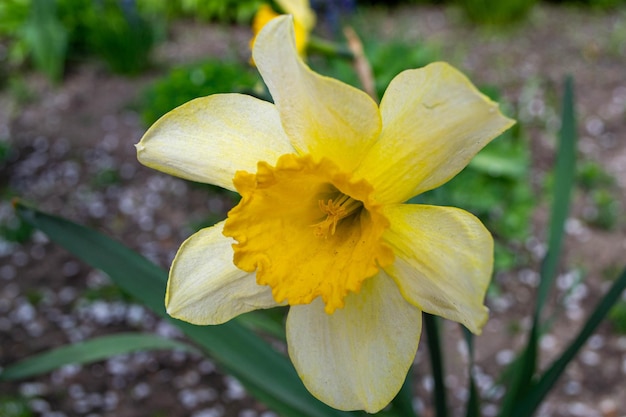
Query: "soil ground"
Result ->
[[1, 4, 625, 417]]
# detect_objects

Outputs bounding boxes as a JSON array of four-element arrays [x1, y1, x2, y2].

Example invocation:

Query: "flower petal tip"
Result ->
[[469, 306, 490, 335]]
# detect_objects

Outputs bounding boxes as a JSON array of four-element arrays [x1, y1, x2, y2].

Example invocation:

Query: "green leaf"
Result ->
[[462, 328, 480, 417], [14, 201, 354, 417], [0, 333, 198, 381], [424, 314, 447, 417], [22, 0, 67, 82], [510, 266, 626, 417], [535, 75, 577, 319], [497, 325, 539, 416], [236, 308, 287, 341], [468, 148, 526, 179], [497, 76, 577, 417]]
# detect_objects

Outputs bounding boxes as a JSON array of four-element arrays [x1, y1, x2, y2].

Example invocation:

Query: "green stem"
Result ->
[[424, 313, 447, 417], [306, 36, 354, 59]]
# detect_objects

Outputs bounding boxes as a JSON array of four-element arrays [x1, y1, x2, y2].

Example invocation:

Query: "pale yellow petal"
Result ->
[[286, 272, 422, 413], [166, 222, 280, 325], [355, 62, 515, 204], [253, 16, 381, 172], [382, 204, 492, 334], [275, 0, 316, 30], [136, 94, 295, 192]]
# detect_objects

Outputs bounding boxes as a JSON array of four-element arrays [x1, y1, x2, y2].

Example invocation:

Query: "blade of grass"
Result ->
[[511, 266, 626, 417], [0, 333, 198, 380], [14, 201, 353, 417], [424, 313, 447, 417], [498, 76, 577, 417]]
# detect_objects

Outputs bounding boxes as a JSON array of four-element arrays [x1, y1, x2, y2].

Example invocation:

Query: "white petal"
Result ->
[[286, 272, 421, 412], [137, 94, 295, 192], [166, 222, 279, 325]]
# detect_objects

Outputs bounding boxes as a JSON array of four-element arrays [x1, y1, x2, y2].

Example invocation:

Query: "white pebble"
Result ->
[[495, 349, 515, 366], [133, 382, 151, 399], [540, 334, 557, 351], [587, 334, 604, 350], [223, 376, 246, 400], [0, 264, 16, 280], [194, 407, 224, 417], [563, 380, 581, 395]]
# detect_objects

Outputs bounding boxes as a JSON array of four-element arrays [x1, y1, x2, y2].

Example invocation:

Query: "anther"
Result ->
[[312, 194, 362, 238]]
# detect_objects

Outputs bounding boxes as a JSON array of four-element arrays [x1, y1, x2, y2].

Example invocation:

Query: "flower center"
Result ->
[[223, 154, 394, 313], [312, 194, 362, 238]]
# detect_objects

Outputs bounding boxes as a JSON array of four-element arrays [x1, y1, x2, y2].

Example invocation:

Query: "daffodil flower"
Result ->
[[137, 15, 514, 413], [251, 0, 315, 56]]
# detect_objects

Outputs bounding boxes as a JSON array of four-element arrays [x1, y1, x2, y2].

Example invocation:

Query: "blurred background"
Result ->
[[0, 0, 625, 416]]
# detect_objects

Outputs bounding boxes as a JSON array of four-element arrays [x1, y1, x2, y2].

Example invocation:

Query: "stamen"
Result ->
[[312, 194, 362, 238]]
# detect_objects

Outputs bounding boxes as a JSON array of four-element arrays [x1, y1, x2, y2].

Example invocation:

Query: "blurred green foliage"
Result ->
[[312, 38, 440, 99], [0, 0, 265, 82], [82, 283, 134, 302], [0, 215, 34, 244], [545, 0, 626, 9], [0, 0, 66, 82], [576, 160, 620, 230], [359, 0, 625, 9], [0, 141, 34, 243], [86, 0, 157, 74], [0, 140, 12, 165], [585, 189, 619, 230], [21, 0, 68, 81], [0, 0, 162, 80], [577, 160, 616, 190], [609, 300, 626, 333], [1, 0, 623, 83], [91, 168, 123, 189], [139, 60, 260, 126], [0, 397, 33, 417], [455, 0, 538, 25], [169, 0, 264, 23]]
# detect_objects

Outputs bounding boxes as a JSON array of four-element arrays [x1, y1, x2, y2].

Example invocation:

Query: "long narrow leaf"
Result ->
[[497, 76, 577, 417], [424, 313, 447, 417], [0, 333, 198, 381], [14, 201, 352, 417], [535, 75, 577, 319], [497, 325, 538, 416], [511, 266, 626, 417], [462, 328, 480, 417], [237, 308, 287, 341]]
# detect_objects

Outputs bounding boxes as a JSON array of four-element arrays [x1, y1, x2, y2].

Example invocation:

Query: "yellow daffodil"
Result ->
[[251, 0, 315, 56], [137, 15, 514, 413]]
